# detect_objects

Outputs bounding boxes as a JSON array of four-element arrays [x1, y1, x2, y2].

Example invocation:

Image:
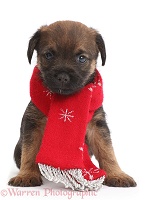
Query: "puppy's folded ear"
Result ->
[[96, 34, 106, 66], [27, 30, 40, 64]]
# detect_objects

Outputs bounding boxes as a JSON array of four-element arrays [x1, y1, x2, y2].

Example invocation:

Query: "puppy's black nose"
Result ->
[[56, 73, 70, 84]]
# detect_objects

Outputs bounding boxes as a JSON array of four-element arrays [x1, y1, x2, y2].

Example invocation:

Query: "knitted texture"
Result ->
[[30, 66, 106, 191]]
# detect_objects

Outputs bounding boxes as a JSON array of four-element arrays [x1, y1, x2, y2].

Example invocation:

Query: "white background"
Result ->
[[0, 0, 145, 199]]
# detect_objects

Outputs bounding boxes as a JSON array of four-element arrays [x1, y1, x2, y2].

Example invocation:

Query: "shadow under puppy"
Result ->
[[8, 21, 136, 187]]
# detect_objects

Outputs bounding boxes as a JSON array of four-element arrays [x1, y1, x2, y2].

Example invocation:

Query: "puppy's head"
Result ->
[[27, 21, 106, 95]]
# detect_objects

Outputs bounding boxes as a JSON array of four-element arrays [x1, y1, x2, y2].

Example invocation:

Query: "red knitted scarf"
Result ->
[[30, 66, 106, 191]]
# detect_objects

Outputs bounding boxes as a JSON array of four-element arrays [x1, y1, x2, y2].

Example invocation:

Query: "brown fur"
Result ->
[[8, 21, 136, 187], [86, 107, 136, 186], [9, 102, 46, 186]]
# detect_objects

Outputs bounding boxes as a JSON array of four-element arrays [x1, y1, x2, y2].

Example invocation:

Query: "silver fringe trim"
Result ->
[[38, 163, 105, 191]]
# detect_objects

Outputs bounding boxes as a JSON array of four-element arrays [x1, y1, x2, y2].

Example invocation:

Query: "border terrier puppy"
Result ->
[[8, 21, 136, 187]]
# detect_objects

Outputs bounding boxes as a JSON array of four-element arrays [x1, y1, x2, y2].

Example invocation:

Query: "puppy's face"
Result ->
[[28, 21, 106, 95]]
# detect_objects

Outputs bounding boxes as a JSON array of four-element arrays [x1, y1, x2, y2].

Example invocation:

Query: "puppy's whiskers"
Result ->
[[58, 89, 62, 94]]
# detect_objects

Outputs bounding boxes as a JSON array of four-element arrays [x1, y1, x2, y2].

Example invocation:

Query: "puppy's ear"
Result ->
[[27, 30, 41, 64], [96, 34, 106, 66]]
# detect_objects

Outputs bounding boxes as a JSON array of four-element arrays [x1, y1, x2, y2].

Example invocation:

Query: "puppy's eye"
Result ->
[[77, 55, 87, 63], [45, 52, 53, 60]]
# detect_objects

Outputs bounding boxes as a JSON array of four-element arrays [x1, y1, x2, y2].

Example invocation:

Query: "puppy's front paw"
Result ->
[[104, 172, 137, 187], [8, 175, 42, 187]]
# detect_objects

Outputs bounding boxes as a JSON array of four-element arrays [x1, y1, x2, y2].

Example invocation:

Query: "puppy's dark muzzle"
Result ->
[[42, 68, 83, 95]]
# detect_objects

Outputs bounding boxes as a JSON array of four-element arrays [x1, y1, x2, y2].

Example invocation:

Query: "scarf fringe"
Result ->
[[38, 163, 105, 191]]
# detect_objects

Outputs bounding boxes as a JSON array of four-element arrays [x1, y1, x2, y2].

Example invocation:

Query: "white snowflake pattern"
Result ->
[[43, 90, 52, 98], [96, 79, 102, 86], [98, 81, 102, 86], [88, 84, 97, 92], [83, 168, 99, 180], [88, 87, 93, 92], [79, 147, 83, 151], [59, 109, 74, 122]]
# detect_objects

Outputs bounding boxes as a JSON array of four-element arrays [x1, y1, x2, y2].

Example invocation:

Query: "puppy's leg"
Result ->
[[86, 107, 136, 187], [8, 101, 47, 187]]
